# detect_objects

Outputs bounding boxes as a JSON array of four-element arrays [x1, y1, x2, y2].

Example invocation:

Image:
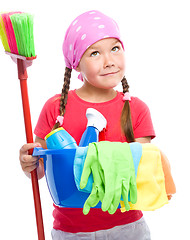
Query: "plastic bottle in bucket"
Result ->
[[45, 127, 77, 149], [79, 108, 107, 147]]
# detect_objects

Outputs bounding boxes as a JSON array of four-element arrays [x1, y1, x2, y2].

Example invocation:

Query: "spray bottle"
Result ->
[[79, 108, 107, 147]]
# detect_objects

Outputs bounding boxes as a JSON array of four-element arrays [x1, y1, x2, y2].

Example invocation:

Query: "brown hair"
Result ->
[[52, 68, 135, 142], [52, 67, 72, 130], [120, 77, 135, 142]]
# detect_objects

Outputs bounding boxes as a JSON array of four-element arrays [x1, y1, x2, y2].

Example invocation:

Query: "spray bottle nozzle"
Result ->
[[86, 108, 107, 132]]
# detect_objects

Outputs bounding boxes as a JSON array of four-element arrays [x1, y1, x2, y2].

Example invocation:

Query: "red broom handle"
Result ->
[[17, 59, 45, 240]]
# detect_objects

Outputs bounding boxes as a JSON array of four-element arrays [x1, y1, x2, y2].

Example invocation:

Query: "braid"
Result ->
[[120, 76, 135, 142], [60, 67, 72, 116], [52, 67, 72, 130], [121, 76, 129, 93]]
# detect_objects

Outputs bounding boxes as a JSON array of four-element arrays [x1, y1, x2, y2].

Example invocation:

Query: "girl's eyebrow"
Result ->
[[113, 39, 120, 44], [88, 45, 100, 50], [89, 39, 120, 51]]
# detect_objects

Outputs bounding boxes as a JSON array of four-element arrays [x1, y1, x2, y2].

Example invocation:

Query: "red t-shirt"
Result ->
[[34, 90, 155, 233]]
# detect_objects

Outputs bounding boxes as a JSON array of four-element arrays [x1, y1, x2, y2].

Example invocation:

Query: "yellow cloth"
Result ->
[[120, 144, 169, 211]]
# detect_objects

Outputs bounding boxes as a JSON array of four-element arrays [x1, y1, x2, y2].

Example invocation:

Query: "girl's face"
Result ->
[[76, 38, 125, 89]]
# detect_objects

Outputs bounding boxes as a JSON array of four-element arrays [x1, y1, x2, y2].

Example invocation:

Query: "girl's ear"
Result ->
[[76, 65, 81, 72]]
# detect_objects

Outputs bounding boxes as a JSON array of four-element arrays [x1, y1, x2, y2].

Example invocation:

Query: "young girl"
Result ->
[[19, 10, 155, 239]]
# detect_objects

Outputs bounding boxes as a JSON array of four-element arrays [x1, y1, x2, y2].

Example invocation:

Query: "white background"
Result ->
[[0, 0, 189, 239]]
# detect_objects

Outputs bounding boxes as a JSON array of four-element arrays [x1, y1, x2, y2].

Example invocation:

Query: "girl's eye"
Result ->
[[90, 51, 99, 57], [112, 46, 120, 52]]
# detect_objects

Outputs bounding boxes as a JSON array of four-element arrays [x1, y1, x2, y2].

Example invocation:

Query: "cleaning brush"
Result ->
[[0, 12, 45, 240], [0, 12, 36, 57]]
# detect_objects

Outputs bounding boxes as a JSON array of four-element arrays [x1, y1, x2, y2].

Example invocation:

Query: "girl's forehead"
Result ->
[[88, 38, 120, 49]]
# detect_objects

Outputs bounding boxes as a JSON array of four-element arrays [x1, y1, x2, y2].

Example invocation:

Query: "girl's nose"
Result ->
[[103, 54, 115, 68]]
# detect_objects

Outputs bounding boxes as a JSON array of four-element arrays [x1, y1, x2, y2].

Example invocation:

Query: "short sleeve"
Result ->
[[34, 95, 60, 139], [130, 97, 156, 139]]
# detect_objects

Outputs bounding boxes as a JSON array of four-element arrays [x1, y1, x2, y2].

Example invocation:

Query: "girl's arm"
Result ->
[[135, 136, 151, 143], [35, 136, 47, 148]]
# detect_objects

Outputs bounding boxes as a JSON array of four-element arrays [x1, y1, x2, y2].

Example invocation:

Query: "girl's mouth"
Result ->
[[101, 71, 119, 76]]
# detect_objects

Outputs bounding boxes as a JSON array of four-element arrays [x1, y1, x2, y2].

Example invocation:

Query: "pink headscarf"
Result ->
[[62, 10, 124, 77]]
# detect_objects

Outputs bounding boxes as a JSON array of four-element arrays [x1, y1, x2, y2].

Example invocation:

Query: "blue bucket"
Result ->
[[33, 147, 101, 208]]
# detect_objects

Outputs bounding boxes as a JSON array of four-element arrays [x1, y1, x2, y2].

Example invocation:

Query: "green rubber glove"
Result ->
[[80, 143, 105, 215], [80, 141, 137, 214], [97, 141, 137, 214]]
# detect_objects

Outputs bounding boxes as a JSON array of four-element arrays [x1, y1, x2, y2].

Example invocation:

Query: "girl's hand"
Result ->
[[19, 143, 42, 174]]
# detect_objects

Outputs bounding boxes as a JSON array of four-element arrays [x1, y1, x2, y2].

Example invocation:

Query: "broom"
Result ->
[[0, 12, 45, 240]]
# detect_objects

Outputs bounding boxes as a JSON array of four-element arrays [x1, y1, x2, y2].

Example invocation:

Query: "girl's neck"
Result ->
[[76, 83, 117, 103]]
